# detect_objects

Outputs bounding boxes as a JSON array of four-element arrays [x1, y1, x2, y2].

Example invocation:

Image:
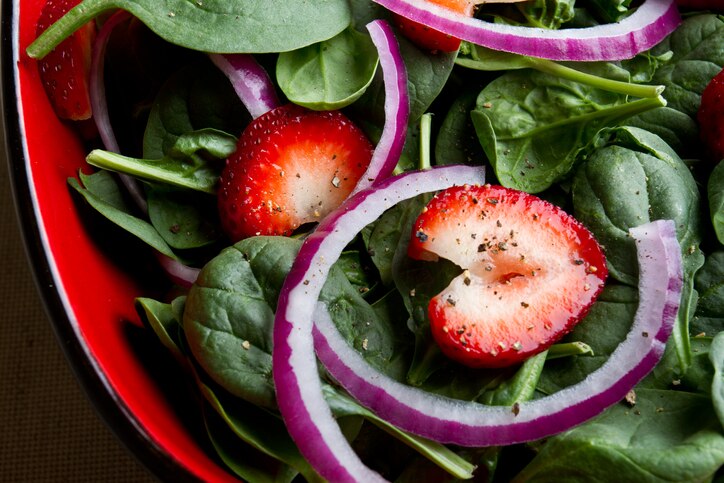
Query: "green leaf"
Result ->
[[277, 27, 379, 110], [27, 0, 352, 58], [711, 332, 724, 430], [709, 161, 724, 245], [147, 186, 222, 249], [471, 70, 665, 193], [68, 172, 178, 260], [515, 389, 724, 482], [143, 64, 248, 160]]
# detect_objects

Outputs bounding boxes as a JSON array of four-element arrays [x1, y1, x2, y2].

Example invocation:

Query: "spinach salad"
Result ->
[[28, 0, 724, 481]]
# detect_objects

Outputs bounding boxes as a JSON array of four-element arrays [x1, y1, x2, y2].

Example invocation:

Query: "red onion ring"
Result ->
[[353, 20, 410, 194], [375, 0, 681, 61], [273, 165, 486, 482], [209, 53, 281, 119], [313, 220, 682, 446]]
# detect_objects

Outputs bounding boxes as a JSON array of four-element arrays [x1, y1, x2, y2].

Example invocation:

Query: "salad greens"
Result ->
[[31, 1, 724, 481]]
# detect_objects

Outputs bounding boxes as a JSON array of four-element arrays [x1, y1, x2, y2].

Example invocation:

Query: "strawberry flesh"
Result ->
[[698, 67, 724, 163], [408, 184, 608, 368], [218, 104, 374, 241], [36, 0, 95, 120]]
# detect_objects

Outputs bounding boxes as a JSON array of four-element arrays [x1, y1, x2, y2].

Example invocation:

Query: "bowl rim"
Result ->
[[0, 2, 202, 481]]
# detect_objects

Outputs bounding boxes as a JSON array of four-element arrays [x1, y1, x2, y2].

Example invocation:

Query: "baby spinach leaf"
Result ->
[[711, 332, 724, 430], [709, 161, 724, 245], [183, 236, 405, 408], [538, 284, 638, 394], [481, 351, 547, 406], [694, 251, 724, 337], [198, 378, 321, 482], [471, 70, 665, 193], [277, 27, 379, 110], [586, 0, 632, 23], [143, 64, 248, 160], [147, 187, 221, 250], [323, 386, 476, 480], [630, 14, 724, 158], [571, 127, 702, 285], [68, 171, 178, 260], [136, 296, 187, 364], [572, 127, 704, 373], [515, 0, 575, 30], [88, 128, 236, 194], [514, 389, 724, 482], [352, 34, 456, 124], [434, 89, 486, 167], [28, 0, 352, 59]]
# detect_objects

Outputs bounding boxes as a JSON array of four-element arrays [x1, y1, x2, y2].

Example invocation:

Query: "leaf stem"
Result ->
[[419, 113, 433, 171], [525, 57, 665, 99]]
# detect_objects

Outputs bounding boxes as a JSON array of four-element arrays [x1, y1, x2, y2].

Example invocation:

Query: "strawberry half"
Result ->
[[218, 104, 374, 241], [408, 184, 607, 368], [36, 0, 95, 120], [698, 67, 724, 163]]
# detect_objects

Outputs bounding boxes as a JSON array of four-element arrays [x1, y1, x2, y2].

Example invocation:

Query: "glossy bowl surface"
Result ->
[[2, 2, 236, 480]]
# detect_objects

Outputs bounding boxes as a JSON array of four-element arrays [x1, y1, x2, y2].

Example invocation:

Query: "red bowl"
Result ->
[[2, 2, 237, 480]]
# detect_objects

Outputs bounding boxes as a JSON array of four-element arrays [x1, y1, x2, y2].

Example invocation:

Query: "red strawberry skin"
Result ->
[[218, 104, 373, 241], [392, 0, 475, 53], [408, 184, 608, 368], [36, 0, 95, 120], [698, 67, 724, 162]]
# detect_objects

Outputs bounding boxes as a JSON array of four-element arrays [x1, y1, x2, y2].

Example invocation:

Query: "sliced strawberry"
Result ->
[[218, 104, 374, 241], [698, 67, 724, 162], [392, 0, 475, 53], [408, 184, 607, 368], [36, 0, 95, 120]]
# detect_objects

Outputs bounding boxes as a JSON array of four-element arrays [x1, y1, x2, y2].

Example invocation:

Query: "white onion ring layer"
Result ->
[[353, 20, 410, 194], [375, 0, 681, 61], [273, 165, 486, 482], [313, 219, 683, 446]]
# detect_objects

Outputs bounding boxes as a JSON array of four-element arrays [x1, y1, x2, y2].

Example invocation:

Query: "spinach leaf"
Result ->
[[514, 389, 724, 482], [182, 236, 404, 408], [515, 0, 575, 30], [198, 378, 321, 482], [630, 14, 724, 158], [571, 127, 704, 373], [146, 187, 221, 250], [143, 64, 248, 160], [538, 285, 638, 394], [693, 251, 724, 337], [710, 161, 724, 245], [28, 0, 352, 58], [323, 386, 476, 480], [277, 27, 379, 110], [88, 128, 236, 194], [434, 89, 487, 167], [711, 332, 724, 430], [68, 171, 178, 260], [586, 0, 632, 23], [352, 34, 456, 124], [571, 126, 702, 284], [136, 296, 187, 364], [471, 70, 665, 193], [481, 351, 547, 406]]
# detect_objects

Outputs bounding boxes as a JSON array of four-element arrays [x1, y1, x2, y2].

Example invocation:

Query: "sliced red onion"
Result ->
[[375, 0, 681, 61], [353, 20, 410, 194], [155, 253, 200, 289], [273, 165, 486, 482], [313, 219, 682, 447], [209, 53, 281, 119], [89, 10, 147, 213]]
